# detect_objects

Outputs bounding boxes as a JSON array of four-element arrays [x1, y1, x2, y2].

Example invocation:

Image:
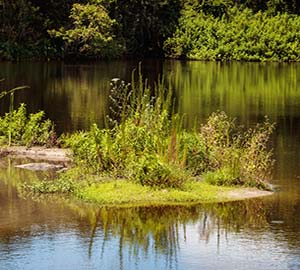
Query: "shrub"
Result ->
[[178, 131, 208, 175], [62, 124, 115, 174], [239, 118, 275, 187], [63, 75, 189, 188], [201, 112, 274, 188], [125, 153, 187, 188], [203, 167, 240, 186]]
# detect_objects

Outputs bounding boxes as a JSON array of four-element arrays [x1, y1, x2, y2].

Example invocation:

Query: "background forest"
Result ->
[[1, 0, 300, 61]]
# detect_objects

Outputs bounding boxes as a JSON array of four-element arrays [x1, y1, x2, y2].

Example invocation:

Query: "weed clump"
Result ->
[[0, 103, 57, 147], [201, 112, 274, 188], [62, 75, 274, 190]]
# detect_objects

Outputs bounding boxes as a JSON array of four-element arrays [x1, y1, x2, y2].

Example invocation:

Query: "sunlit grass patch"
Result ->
[[76, 180, 243, 205]]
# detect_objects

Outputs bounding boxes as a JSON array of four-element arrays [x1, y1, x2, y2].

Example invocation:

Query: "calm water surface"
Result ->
[[0, 60, 300, 270]]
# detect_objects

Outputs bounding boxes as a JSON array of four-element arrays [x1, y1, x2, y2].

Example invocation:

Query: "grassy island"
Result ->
[[0, 74, 274, 206], [59, 179, 273, 206]]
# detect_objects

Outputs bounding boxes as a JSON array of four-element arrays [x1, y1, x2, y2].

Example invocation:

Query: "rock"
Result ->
[[0, 146, 72, 162], [15, 163, 64, 171]]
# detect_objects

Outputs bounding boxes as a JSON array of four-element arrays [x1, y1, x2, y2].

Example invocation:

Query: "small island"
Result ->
[[0, 76, 274, 206]]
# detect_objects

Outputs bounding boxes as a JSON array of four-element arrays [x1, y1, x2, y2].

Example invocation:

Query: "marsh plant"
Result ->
[[62, 73, 274, 190], [0, 82, 56, 147], [200, 112, 274, 188], [0, 103, 57, 147]]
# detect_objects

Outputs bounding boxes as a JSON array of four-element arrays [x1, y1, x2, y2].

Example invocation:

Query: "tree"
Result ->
[[49, 3, 124, 58], [0, 0, 41, 58], [109, 0, 182, 56]]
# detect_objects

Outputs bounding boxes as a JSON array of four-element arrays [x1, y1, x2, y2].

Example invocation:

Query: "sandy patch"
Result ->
[[222, 188, 273, 201]]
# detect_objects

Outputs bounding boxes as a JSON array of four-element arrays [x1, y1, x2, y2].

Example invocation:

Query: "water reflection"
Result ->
[[0, 60, 164, 133], [1, 60, 300, 269], [1, 61, 299, 138], [168, 61, 300, 124], [0, 158, 300, 269]]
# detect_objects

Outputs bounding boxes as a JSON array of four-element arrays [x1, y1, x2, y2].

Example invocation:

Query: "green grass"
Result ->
[[22, 167, 272, 206], [74, 179, 247, 206]]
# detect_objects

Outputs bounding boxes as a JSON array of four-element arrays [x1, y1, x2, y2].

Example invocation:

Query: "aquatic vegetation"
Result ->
[[0, 82, 55, 146], [59, 74, 274, 192], [200, 112, 274, 188], [22, 176, 77, 194], [0, 103, 57, 147], [6, 72, 274, 203], [22, 169, 264, 205]]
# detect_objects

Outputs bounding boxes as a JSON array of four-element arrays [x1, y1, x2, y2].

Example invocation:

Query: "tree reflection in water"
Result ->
[[62, 197, 274, 269], [1, 156, 300, 269]]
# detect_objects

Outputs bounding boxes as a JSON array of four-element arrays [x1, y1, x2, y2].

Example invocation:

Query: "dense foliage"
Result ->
[[0, 82, 56, 146], [164, 5, 300, 61], [0, 0, 75, 59], [1, 0, 300, 60], [108, 0, 182, 56], [48, 3, 123, 58]]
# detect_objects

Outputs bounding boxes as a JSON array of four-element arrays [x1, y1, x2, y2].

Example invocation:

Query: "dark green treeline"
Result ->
[[0, 0, 300, 60]]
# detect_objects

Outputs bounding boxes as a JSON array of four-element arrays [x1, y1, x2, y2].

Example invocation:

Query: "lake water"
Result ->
[[0, 60, 300, 269]]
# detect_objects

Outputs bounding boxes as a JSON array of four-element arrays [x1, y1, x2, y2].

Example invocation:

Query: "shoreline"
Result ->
[[66, 187, 273, 209]]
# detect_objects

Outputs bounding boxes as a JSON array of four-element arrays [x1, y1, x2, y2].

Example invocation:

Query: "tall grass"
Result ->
[[63, 72, 274, 189]]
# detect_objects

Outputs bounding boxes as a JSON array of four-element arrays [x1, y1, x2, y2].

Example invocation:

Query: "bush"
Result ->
[[125, 153, 187, 188], [201, 112, 274, 188], [62, 124, 115, 174], [63, 76, 189, 188], [203, 167, 240, 186], [240, 118, 275, 187], [178, 131, 208, 175]]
